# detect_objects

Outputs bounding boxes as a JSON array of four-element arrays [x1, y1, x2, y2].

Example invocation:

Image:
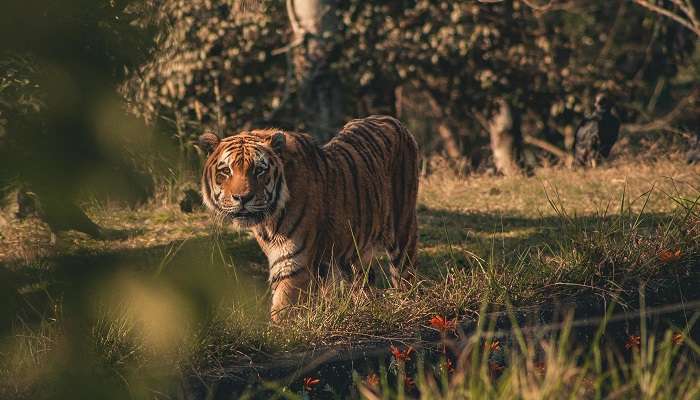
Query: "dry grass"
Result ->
[[422, 157, 698, 216]]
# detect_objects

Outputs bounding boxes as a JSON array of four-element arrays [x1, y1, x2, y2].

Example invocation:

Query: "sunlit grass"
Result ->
[[0, 159, 699, 397], [256, 186, 697, 348]]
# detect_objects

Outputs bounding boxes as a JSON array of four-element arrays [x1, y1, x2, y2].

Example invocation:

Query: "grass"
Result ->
[[0, 158, 699, 398], [355, 307, 700, 400]]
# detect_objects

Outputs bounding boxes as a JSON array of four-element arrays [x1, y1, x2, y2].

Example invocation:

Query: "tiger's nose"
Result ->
[[232, 192, 254, 205]]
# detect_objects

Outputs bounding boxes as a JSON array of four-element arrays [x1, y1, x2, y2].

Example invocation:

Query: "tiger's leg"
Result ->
[[388, 124, 420, 288], [387, 212, 418, 288], [270, 267, 311, 322]]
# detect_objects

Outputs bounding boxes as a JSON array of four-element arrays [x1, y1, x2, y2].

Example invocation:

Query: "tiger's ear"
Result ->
[[268, 131, 286, 154], [198, 132, 220, 154]]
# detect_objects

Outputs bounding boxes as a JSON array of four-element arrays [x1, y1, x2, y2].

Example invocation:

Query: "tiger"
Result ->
[[199, 115, 420, 321]]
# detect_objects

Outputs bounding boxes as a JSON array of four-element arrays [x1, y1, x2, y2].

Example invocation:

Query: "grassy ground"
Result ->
[[0, 158, 699, 398]]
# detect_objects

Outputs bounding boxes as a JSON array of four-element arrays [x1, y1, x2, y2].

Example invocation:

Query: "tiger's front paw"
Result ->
[[269, 270, 311, 322]]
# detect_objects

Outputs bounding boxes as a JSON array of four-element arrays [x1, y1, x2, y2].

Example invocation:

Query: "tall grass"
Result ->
[[357, 308, 700, 400]]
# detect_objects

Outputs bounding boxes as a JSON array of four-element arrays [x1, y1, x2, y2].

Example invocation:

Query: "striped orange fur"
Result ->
[[200, 115, 420, 320]]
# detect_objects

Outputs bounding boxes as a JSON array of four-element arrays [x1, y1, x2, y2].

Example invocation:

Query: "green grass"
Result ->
[[0, 159, 699, 398]]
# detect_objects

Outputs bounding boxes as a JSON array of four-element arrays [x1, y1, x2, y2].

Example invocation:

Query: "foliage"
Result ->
[[124, 0, 697, 154], [0, 0, 169, 207], [122, 0, 289, 139]]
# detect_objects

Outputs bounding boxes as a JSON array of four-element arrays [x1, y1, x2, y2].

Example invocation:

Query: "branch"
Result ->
[[286, 0, 303, 37], [521, 0, 554, 12], [523, 134, 571, 161], [424, 91, 462, 160], [622, 88, 699, 133], [633, 0, 700, 37], [471, 111, 490, 133], [671, 0, 700, 30], [477, 0, 568, 12]]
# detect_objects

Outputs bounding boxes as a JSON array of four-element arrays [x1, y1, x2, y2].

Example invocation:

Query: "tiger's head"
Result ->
[[199, 130, 289, 227]]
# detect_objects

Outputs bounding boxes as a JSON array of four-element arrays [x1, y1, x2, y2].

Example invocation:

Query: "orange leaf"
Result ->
[[389, 345, 414, 361], [625, 335, 641, 350], [659, 248, 682, 263], [365, 373, 380, 387], [488, 361, 505, 376], [672, 332, 684, 346], [442, 358, 455, 374], [404, 377, 415, 388], [486, 339, 501, 353], [534, 361, 546, 375], [429, 315, 456, 332], [303, 377, 320, 391]]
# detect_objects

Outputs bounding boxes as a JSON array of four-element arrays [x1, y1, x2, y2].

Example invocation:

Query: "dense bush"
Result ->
[[124, 0, 698, 157]]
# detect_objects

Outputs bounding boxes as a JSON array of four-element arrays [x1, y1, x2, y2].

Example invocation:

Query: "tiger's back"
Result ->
[[319, 115, 419, 284]]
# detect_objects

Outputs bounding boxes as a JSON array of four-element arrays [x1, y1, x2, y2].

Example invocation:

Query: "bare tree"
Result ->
[[424, 91, 462, 160], [286, 0, 343, 142], [622, 88, 700, 134], [629, 2, 699, 138], [488, 99, 523, 176]]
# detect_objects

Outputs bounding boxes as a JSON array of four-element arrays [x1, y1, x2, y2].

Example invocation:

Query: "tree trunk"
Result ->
[[423, 90, 462, 160], [286, 0, 342, 142], [488, 99, 522, 176], [436, 123, 461, 160]]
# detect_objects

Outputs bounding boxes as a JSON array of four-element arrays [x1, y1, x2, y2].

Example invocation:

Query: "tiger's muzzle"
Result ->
[[218, 192, 269, 225]]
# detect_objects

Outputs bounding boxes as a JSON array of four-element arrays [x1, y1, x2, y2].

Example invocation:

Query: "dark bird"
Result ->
[[573, 93, 620, 167]]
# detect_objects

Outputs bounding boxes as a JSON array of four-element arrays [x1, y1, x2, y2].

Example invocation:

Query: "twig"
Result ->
[[424, 91, 462, 160], [478, 0, 556, 12], [482, 298, 700, 339], [271, 36, 304, 56], [523, 134, 571, 161], [473, 112, 490, 132], [633, 0, 700, 37], [622, 87, 699, 134], [521, 0, 554, 12]]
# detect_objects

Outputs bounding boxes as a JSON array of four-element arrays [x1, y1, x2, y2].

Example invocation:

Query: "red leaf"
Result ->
[[672, 332, 684, 346], [625, 335, 641, 351], [390, 345, 414, 361], [365, 373, 380, 387], [303, 377, 320, 391], [429, 315, 456, 332], [659, 248, 682, 263]]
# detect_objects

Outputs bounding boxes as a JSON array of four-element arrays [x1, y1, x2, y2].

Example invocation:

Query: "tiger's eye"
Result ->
[[215, 172, 227, 185]]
